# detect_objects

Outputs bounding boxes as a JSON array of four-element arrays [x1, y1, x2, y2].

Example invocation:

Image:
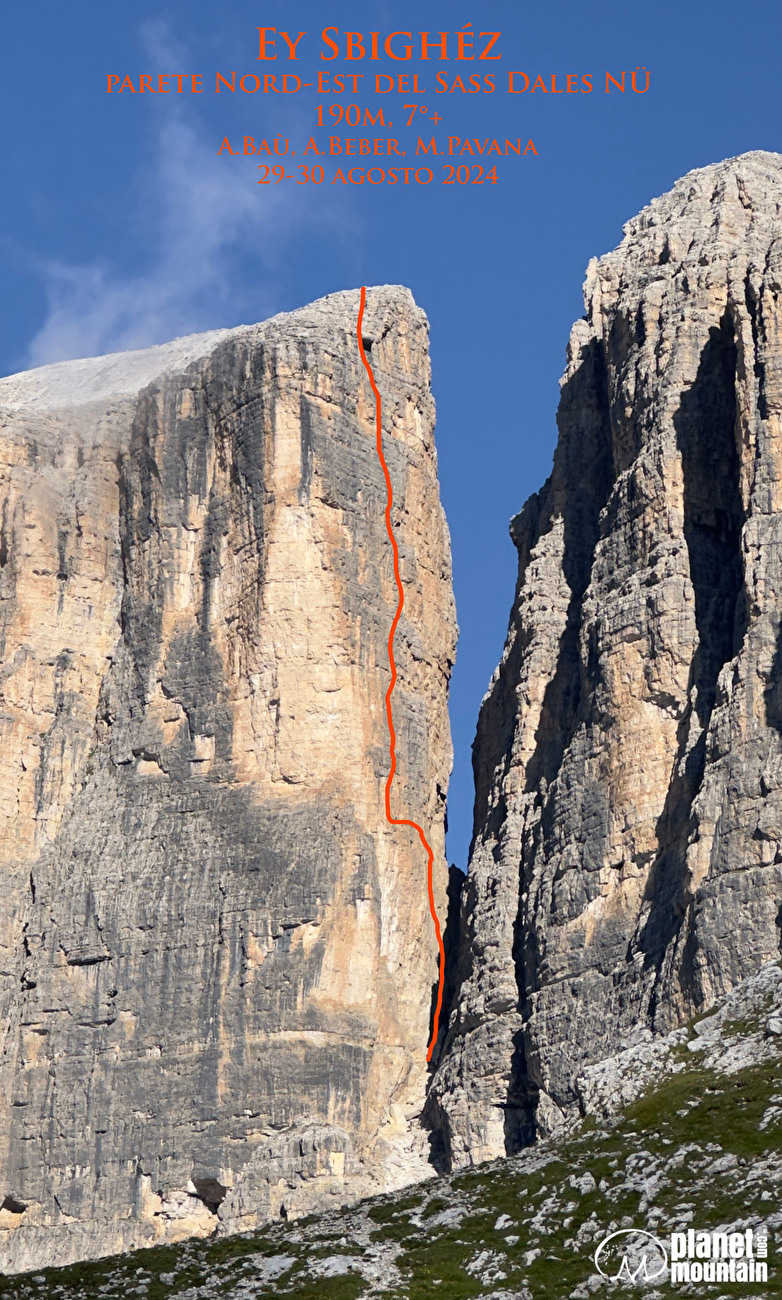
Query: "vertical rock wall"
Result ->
[[431, 152, 782, 1168], [0, 287, 456, 1271]]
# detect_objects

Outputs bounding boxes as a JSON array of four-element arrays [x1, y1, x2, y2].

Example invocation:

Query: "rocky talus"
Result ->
[[430, 151, 782, 1168], [0, 288, 456, 1273]]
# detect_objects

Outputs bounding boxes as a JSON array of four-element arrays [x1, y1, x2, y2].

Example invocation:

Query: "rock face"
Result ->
[[0, 287, 456, 1272], [430, 152, 782, 1168], [14, 958, 782, 1299]]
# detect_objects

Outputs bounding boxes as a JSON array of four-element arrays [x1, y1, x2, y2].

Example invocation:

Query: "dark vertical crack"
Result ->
[[428, 863, 465, 1075], [745, 272, 769, 420], [504, 334, 617, 1153], [679, 314, 744, 732], [636, 314, 746, 1006], [0, 500, 8, 569], [299, 394, 314, 504]]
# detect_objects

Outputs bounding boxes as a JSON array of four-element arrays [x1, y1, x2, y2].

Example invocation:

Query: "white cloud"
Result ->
[[138, 15, 188, 69], [26, 112, 296, 367], [24, 19, 346, 368]]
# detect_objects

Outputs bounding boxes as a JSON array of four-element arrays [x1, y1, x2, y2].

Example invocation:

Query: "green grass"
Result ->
[[366, 1192, 424, 1225]]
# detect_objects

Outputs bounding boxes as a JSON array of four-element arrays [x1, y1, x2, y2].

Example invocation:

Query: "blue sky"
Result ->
[[2, 1, 781, 869]]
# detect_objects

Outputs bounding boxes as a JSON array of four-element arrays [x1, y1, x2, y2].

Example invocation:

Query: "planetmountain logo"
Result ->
[[594, 1230, 668, 1282], [593, 1225, 770, 1288]]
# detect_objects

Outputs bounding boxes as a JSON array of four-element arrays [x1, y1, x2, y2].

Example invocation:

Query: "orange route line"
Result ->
[[356, 285, 445, 1064]]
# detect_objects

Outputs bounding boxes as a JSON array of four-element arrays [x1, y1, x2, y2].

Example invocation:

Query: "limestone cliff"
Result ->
[[0, 287, 456, 1272], [430, 151, 782, 1167]]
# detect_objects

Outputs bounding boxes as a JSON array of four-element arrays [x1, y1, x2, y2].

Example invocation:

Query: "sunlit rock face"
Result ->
[[431, 152, 782, 1168], [0, 287, 456, 1272]]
